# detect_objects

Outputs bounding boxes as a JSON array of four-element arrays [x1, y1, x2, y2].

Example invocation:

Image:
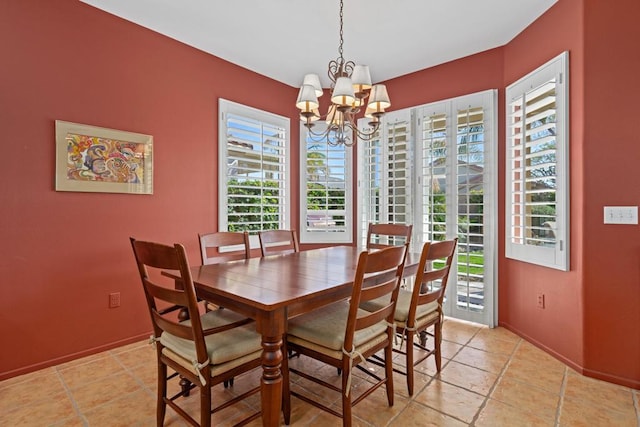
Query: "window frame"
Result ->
[[505, 51, 570, 271], [218, 99, 291, 249]]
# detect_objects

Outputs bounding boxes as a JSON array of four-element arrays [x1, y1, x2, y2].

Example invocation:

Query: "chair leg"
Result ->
[[341, 360, 352, 427], [384, 341, 394, 407], [200, 382, 212, 427], [282, 340, 291, 425], [157, 362, 167, 426], [406, 329, 415, 396], [180, 377, 192, 396], [419, 329, 428, 347], [435, 321, 443, 372]]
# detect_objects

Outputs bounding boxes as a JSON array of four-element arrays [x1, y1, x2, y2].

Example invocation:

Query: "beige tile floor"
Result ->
[[2, 318, 638, 426]]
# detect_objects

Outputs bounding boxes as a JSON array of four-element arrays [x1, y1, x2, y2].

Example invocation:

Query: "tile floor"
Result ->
[[2, 318, 638, 426]]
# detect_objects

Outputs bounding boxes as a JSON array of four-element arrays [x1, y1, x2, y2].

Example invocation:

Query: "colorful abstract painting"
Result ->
[[55, 121, 153, 194], [65, 133, 147, 184]]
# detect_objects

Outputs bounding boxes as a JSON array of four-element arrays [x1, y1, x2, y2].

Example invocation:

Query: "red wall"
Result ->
[[581, 0, 640, 386], [501, 0, 586, 371], [0, 0, 299, 378], [2, 0, 639, 388]]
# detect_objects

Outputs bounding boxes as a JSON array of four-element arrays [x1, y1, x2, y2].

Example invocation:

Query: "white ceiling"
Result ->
[[80, 0, 558, 88]]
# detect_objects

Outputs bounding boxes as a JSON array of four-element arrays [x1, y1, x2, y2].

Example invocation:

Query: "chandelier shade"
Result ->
[[368, 84, 391, 110], [351, 65, 372, 95], [296, 84, 319, 111], [331, 77, 356, 106], [295, 0, 390, 147], [302, 74, 324, 98]]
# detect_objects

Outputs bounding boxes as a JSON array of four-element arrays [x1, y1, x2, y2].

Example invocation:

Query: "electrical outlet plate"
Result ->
[[603, 206, 638, 224], [109, 292, 121, 308]]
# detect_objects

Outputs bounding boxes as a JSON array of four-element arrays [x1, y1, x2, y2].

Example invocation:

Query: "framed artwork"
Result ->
[[55, 120, 153, 194]]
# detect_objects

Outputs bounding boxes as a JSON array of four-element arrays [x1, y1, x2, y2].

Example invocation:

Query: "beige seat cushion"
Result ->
[[162, 347, 262, 378], [160, 309, 261, 366], [287, 301, 389, 359], [360, 289, 439, 324]]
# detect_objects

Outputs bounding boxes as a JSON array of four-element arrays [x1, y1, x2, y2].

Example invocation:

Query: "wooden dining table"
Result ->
[[187, 245, 420, 427]]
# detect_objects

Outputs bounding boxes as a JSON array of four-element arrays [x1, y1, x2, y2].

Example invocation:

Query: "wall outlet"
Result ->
[[537, 293, 545, 309], [109, 292, 121, 308]]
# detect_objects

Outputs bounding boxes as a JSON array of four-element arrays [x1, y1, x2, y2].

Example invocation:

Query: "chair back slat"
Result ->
[[153, 312, 195, 340], [366, 223, 413, 250], [416, 267, 451, 288], [199, 231, 250, 265]]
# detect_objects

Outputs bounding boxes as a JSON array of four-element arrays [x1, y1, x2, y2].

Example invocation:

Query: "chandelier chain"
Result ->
[[338, 0, 344, 62]]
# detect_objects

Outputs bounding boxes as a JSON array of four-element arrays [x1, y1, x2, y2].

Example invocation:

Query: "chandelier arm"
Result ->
[[348, 121, 382, 142], [304, 120, 380, 146]]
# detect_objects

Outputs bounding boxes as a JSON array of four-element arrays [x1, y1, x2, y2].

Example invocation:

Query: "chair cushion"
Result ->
[[360, 289, 439, 324], [160, 309, 261, 366], [287, 301, 388, 352]]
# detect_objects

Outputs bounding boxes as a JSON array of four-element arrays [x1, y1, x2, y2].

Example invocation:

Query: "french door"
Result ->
[[359, 90, 497, 326]]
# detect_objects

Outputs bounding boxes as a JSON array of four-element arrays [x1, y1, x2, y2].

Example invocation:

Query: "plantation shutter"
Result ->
[[219, 99, 290, 237], [416, 90, 497, 323], [299, 125, 352, 243], [357, 110, 412, 247], [505, 52, 569, 271], [418, 104, 449, 243]]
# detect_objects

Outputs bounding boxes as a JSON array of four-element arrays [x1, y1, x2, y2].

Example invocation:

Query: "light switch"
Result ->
[[603, 206, 638, 224]]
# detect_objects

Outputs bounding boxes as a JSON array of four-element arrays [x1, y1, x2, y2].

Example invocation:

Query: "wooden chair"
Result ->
[[366, 222, 413, 249], [130, 238, 262, 427], [282, 244, 408, 426], [198, 231, 252, 314], [198, 231, 251, 265], [258, 229, 299, 257], [362, 238, 458, 396]]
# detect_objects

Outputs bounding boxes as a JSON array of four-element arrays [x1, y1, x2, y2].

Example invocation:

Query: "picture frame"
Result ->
[[55, 120, 153, 194]]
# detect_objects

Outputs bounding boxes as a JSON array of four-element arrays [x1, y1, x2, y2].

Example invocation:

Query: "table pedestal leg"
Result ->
[[258, 310, 285, 427], [261, 335, 283, 427]]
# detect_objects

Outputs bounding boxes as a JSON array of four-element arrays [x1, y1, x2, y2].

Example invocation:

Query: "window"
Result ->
[[505, 52, 569, 271], [299, 125, 352, 243], [218, 99, 290, 247]]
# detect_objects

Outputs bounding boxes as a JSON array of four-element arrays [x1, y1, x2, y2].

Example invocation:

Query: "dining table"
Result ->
[[186, 245, 420, 427]]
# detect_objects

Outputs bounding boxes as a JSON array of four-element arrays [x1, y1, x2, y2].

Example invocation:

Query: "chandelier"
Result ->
[[295, 0, 390, 147]]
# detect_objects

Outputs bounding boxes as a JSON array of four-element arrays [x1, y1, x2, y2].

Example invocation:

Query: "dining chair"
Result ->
[[198, 231, 252, 315], [199, 231, 251, 265], [361, 238, 458, 395], [258, 229, 299, 257], [366, 222, 413, 249], [130, 237, 262, 427], [282, 244, 408, 427]]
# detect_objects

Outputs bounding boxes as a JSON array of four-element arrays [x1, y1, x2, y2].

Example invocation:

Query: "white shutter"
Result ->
[[357, 110, 412, 247], [219, 99, 290, 242], [415, 90, 497, 325], [417, 103, 449, 244], [505, 52, 569, 271], [299, 124, 352, 244], [357, 90, 497, 326]]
